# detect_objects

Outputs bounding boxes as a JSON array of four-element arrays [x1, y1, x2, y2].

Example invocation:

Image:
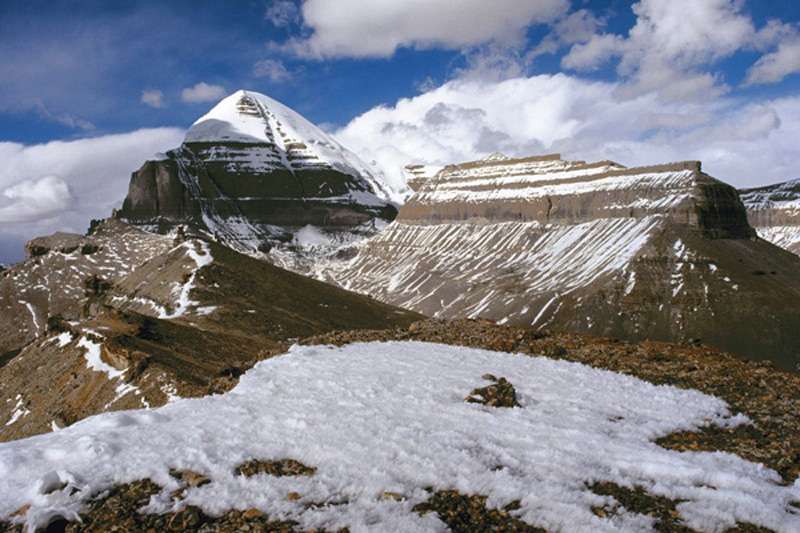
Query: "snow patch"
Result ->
[[0, 342, 793, 532], [77, 336, 123, 379], [161, 240, 213, 319]]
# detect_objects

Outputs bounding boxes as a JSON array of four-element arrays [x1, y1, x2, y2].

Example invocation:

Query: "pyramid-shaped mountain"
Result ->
[[116, 90, 397, 253]]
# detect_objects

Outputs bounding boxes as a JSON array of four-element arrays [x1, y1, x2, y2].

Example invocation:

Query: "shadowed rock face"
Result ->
[[116, 90, 397, 252], [739, 179, 800, 255], [326, 154, 800, 371]]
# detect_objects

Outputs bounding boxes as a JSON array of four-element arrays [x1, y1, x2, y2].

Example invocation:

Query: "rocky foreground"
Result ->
[[2, 319, 798, 533]]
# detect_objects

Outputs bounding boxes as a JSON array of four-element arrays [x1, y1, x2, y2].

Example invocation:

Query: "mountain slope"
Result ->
[[0, 222, 421, 443], [325, 154, 800, 371], [0, 219, 172, 356], [739, 178, 800, 255], [116, 90, 398, 255]]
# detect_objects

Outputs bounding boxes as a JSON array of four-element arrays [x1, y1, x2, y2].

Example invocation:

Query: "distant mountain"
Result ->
[[325, 153, 800, 371], [739, 178, 800, 255], [115, 90, 399, 256]]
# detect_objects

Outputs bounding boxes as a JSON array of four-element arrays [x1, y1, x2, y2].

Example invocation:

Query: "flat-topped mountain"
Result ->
[[740, 178, 800, 255], [327, 153, 800, 371], [116, 90, 397, 254]]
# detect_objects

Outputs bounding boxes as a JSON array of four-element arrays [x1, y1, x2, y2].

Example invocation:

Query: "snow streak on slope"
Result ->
[[161, 240, 213, 319], [330, 216, 664, 320], [754, 226, 800, 254], [740, 178, 800, 255], [1, 342, 796, 532]]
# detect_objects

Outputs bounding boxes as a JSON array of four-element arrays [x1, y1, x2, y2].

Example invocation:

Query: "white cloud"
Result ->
[[0, 176, 73, 223], [141, 89, 165, 108], [265, 0, 299, 28], [335, 73, 799, 195], [0, 128, 184, 260], [181, 82, 226, 103], [253, 59, 292, 82], [31, 101, 95, 131], [560, 0, 796, 100], [746, 37, 800, 85], [285, 0, 568, 58], [560, 34, 623, 71]]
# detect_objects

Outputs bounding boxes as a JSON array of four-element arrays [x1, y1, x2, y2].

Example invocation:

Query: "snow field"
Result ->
[[0, 342, 797, 532]]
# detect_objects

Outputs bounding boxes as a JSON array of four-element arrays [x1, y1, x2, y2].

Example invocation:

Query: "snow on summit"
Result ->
[[1, 342, 797, 532], [185, 89, 399, 203]]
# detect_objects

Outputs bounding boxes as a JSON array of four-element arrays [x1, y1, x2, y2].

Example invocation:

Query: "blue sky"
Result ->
[[3, 0, 798, 143], [1, 0, 800, 262]]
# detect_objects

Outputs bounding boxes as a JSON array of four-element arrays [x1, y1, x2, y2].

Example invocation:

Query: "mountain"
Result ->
[[0, 219, 173, 356], [0, 221, 420, 442], [115, 90, 398, 256], [324, 153, 800, 371], [739, 178, 800, 255]]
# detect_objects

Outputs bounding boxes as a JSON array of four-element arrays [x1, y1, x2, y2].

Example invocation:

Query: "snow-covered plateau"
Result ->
[[1, 342, 797, 532]]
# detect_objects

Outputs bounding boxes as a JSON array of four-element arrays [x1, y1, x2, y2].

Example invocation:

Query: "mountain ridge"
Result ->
[[321, 154, 800, 371]]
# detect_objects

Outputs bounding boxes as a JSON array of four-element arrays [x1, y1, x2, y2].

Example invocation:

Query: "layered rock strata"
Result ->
[[327, 154, 800, 371]]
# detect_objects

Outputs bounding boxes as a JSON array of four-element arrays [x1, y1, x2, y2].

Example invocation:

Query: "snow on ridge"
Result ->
[[184, 90, 400, 203], [0, 341, 795, 532], [161, 240, 213, 319]]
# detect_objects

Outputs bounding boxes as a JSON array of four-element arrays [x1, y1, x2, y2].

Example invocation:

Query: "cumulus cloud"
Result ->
[[284, 0, 568, 58], [181, 82, 226, 103], [560, 0, 796, 99], [0, 176, 73, 223], [746, 37, 800, 85], [335, 73, 799, 194], [141, 89, 165, 108], [253, 59, 293, 82], [0, 127, 184, 262]]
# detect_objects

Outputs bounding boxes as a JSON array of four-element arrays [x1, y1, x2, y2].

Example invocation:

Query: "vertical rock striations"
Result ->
[[329, 153, 800, 371], [740, 179, 800, 255]]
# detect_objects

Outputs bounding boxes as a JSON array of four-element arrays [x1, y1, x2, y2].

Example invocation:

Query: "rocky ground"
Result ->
[[2, 319, 798, 532]]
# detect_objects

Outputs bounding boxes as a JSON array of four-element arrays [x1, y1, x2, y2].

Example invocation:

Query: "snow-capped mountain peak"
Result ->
[[185, 90, 395, 201]]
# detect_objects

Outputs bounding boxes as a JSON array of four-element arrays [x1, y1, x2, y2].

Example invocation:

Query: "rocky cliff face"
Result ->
[[739, 179, 800, 255], [326, 154, 800, 371], [116, 90, 397, 254]]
